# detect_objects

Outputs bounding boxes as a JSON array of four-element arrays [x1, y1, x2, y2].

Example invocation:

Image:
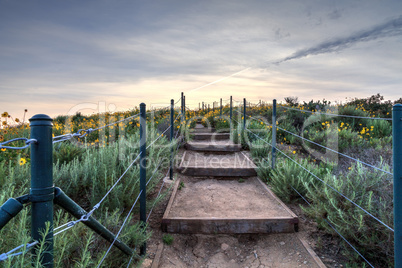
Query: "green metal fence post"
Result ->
[[220, 98, 222, 117], [394, 103, 402, 268], [29, 114, 54, 267], [271, 99, 277, 169], [183, 95, 186, 122], [181, 92, 184, 123], [139, 103, 147, 256], [170, 99, 174, 180], [230, 96, 233, 123], [243, 98, 246, 130]]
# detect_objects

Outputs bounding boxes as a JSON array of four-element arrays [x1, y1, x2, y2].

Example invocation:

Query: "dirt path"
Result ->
[[138, 125, 331, 267], [158, 232, 321, 268]]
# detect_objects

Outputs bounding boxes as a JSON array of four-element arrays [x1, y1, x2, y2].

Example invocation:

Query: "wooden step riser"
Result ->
[[179, 167, 257, 177], [193, 134, 230, 141], [162, 218, 298, 234], [185, 144, 241, 152]]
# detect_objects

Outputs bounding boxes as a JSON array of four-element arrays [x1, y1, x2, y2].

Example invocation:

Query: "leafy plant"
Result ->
[[162, 234, 174, 245]]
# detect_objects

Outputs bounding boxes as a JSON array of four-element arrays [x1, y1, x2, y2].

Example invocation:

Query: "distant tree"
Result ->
[[394, 97, 402, 104], [284, 96, 299, 106]]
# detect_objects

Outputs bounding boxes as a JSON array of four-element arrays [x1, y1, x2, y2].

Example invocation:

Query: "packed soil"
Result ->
[[157, 233, 321, 268], [168, 177, 291, 218]]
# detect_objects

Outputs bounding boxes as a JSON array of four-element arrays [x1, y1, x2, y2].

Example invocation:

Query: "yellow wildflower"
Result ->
[[19, 158, 27, 166]]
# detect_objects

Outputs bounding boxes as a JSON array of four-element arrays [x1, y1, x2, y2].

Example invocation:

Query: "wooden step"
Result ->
[[178, 151, 257, 177], [192, 133, 230, 141], [185, 140, 241, 152], [162, 177, 299, 234]]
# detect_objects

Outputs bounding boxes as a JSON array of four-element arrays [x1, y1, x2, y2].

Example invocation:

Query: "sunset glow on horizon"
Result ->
[[1, 1, 401, 119]]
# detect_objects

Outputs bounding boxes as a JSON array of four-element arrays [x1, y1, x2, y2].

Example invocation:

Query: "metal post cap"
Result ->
[[393, 103, 402, 110], [140, 103, 146, 108], [29, 114, 53, 126]]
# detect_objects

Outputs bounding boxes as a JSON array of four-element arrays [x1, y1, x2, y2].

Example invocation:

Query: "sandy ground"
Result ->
[[168, 177, 290, 218]]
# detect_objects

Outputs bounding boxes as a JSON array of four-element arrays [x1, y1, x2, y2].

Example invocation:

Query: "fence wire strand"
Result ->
[[146, 168, 170, 222], [276, 126, 392, 176], [0, 241, 38, 262], [245, 127, 394, 232], [0, 138, 37, 150], [290, 185, 375, 268], [96, 189, 143, 267], [280, 106, 392, 120]]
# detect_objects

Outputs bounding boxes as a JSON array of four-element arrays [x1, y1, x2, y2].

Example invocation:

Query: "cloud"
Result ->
[[275, 15, 402, 64]]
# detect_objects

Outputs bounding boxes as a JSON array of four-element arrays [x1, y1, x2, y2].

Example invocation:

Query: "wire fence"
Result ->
[[0, 96, 186, 267], [1, 95, 399, 267], [280, 105, 392, 120], [235, 98, 396, 267]]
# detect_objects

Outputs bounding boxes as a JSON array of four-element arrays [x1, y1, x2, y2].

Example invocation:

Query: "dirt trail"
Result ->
[[158, 232, 319, 268], [141, 125, 326, 268]]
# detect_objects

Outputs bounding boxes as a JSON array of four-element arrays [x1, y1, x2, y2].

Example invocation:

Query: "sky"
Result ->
[[0, 0, 401, 119]]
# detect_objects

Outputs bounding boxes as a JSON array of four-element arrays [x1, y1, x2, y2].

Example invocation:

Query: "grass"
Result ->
[[162, 234, 174, 245], [0, 108, 180, 267]]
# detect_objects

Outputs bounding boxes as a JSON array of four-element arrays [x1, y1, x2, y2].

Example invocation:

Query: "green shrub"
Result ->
[[53, 142, 85, 166], [369, 119, 392, 139], [214, 117, 230, 132], [303, 162, 393, 267], [268, 157, 319, 203]]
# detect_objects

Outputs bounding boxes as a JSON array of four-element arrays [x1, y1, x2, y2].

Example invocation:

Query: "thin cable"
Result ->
[[246, 114, 272, 125], [276, 126, 392, 176], [53, 214, 90, 236], [146, 125, 171, 150], [280, 106, 391, 120], [264, 137, 394, 232], [146, 159, 165, 187], [96, 190, 142, 268], [290, 185, 375, 268], [52, 112, 141, 144], [174, 97, 182, 105], [146, 113, 180, 150], [232, 118, 240, 124], [0, 241, 38, 262], [146, 168, 170, 222], [87, 152, 142, 217], [245, 127, 393, 232], [0, 138, 37, 150]]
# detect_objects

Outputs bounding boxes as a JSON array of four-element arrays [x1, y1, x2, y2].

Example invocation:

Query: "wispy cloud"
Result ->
[[275, 16, 402, 64]]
